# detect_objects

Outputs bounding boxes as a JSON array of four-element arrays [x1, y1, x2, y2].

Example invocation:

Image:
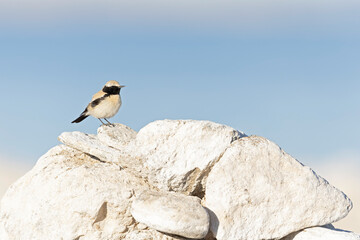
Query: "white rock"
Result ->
[[281, 226, 360, 240], [59, 120, 246, 196], [131, 190, 209, 239], [124, 229, 184, 240], [133, 119, 246, 194], [2, 120, 357, 240], [0, 145, 180, 240], [204, 136, 353, 240], [0, 221, 9, 240], [97, 123, 137, 151], [58, 131, 123, 163], [57, 129, 147, 181]]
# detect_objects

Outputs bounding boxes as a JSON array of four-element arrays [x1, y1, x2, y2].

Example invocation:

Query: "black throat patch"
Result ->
[[90, 86, 120, 108], [102, 86, 120, 95]]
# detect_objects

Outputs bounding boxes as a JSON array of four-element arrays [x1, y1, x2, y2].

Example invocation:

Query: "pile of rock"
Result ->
[[0, 120, 358, 239]]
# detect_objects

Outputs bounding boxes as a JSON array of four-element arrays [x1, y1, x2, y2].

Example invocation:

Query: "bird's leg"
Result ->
[[98, 118, 106, 125], [104, 118, 112, 124], [104, 118, 114, 126]]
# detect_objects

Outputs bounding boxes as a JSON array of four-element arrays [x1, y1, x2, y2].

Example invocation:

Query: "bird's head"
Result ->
[[103, 80, 125, 94]]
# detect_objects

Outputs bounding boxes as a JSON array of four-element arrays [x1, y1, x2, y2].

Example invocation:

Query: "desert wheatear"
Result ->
[[72, 80, 125, 125]]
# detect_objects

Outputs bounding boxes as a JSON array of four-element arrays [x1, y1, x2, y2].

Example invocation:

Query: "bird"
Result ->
[[72, 80, 125, 125]]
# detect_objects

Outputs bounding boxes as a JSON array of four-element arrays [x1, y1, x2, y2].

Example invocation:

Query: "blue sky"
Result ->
[[0, 0, 359, 165]]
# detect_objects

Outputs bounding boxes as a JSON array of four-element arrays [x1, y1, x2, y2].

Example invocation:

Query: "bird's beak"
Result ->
[[120, 85, 126, 88]]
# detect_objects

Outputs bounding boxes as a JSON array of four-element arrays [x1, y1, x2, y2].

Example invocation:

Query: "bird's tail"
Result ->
[[71, 109, 89, 123]]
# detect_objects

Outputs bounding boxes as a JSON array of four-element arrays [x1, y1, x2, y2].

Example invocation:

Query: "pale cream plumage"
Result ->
[[72, 80, 125, 125]]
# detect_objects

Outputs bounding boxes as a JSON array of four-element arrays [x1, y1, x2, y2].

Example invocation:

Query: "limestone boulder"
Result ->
[[1, 120, 356, 240], [97, 123, 137, 151], [132, 120, 246, 195], [57, 124, 136, 164], [58, 120, 247, 197], [131, 190, 209, 239], [0, 221, 8, 240], [204, 136, 353, 240], [281, 226, 360, 240], [58, 131, 123, 163], [0, 145, 183, 240]]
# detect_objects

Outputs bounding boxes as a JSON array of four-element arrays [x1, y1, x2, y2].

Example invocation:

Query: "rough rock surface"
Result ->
[[97, 123, 137, 151], [204, 136, 353, 240], [282, 226, 360, 240], [131, 190, 209, 239], [58, 131, 124, 163], [0, 145, 183, 240], [59, 120, 246, 196], [0, 221, 8, 240], [0, 120, 356, 240], [132, 120, 246, 195]]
